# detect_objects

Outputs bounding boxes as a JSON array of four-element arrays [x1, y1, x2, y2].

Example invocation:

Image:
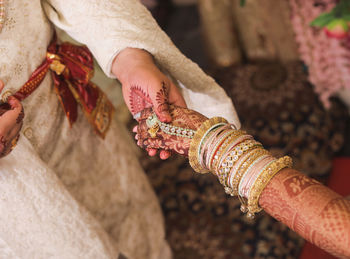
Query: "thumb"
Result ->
[[169, 82, 187, 108], [151, 82, 172, 123]]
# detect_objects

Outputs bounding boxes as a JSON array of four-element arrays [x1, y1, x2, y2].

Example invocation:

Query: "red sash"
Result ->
[[13, 34, 114, 138]]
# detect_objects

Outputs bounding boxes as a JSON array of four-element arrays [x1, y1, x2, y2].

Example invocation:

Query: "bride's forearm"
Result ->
[[195, 118, 350, 258], [260, 168, 350, 258]]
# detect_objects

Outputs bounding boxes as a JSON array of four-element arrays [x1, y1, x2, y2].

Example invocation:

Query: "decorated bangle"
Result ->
[[216, 139, 257, 176], [221, 140, 262, 193], [217, 139, 262, 177], [215, 132, 249, 172], [243, 156, 276, 199], [204, 128, 236, 173], [206, 128, 233, 171], [203, 125, 229, 168], [246, 156, 293, 219], [214, 134, 253, 173], [226, 148, 269, 196], [238, 154, 272, 198], [200, 124, 231, 169], [211, 130, 244, 172], [198, 124, 230, 168], [189, 117, 228, 174]]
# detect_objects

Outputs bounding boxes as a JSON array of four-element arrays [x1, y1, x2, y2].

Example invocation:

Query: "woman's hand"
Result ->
[[135, 105, 207, 157], [112, 48, 187, 159], [0, 81, 24, 158]]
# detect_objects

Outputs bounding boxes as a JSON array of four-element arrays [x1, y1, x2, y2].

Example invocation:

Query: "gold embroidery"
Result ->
[[14, 63, 23, 76], [4, 16, 15, 31], [0, 0, 4, 32]]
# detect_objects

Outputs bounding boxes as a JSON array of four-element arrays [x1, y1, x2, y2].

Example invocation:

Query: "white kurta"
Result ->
[[0, 0, 240, 258]]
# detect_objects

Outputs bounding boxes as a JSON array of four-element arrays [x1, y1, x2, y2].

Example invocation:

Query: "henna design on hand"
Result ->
[[0, 136, 7, 146], [0, 136, 8, 157], [129, 85, 152, 115], [16, 108, 24, 124], [155, 82, 169, 115], [137, 105, 207, 156]]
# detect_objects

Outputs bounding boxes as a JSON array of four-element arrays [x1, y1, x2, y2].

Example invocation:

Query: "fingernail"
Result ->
[[148, 149, 157, 156], [160, 151, 170, 160], [159, 113, 172, 123]]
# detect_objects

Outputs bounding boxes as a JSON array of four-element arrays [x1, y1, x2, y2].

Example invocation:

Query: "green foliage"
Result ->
[[310, 0, 350, 28], [310, 12, 335, 27]]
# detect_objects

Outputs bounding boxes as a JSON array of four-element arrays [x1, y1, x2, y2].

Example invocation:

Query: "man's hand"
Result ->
[[0, 80, 24, 158], [112, 48, 186, 159]]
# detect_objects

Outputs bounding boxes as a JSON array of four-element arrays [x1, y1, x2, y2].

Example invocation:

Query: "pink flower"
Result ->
[[324, 19, 349, 39]]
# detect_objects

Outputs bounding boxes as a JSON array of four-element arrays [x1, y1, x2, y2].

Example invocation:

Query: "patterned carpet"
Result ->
[[137, 61, 349, 259]]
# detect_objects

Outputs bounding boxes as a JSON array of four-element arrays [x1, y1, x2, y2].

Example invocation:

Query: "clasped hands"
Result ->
[[113, 48, 207, 159], [0, 47, 200, 160]]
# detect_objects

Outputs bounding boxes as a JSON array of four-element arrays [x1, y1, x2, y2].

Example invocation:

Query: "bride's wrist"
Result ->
[[189, 118, 293, 219]]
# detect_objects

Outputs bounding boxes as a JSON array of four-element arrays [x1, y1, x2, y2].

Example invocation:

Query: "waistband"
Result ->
[[13, 33, 114, 138]]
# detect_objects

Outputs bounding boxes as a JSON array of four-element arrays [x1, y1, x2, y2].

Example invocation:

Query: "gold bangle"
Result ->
[[220, 139, 263, 194], [216, 139, 260, 175], [226, 148, 269, 196], [189, 117, 228, 174], [212, 130, 246, 172], [246, 156, 293, 218]]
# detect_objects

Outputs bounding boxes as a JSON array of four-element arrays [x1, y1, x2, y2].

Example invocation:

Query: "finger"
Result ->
[[0, 139, 4, 153], [147, 148, 157, 156], [150, 82, 172, 123], [138, 139, 150, 150], [0, 80, 4, 93], [7, 122, 22, 141], [159, 150, 171, 160], [169, 83, 187, 108], [3, 132, 20, 156]]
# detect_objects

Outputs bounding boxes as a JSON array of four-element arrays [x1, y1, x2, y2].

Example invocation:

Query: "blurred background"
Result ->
[[118, 0, 350, 258]]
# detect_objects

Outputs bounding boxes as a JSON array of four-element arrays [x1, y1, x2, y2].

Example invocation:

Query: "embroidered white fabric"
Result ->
[[42, 0, 241, 127], [0, 0, 239, 258]]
